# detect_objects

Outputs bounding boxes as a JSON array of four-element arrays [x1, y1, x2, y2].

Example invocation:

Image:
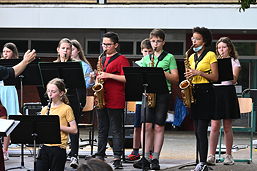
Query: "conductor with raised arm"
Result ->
[[0, 49, 36, 170]]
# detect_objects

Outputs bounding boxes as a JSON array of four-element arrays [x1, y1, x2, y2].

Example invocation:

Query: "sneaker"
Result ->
[[206, 154, 215, 165], [113, 159, 123, 169], [126, 152, 140, 161], [151, 159, 160, 170], [192, 163, 208, 171], [70, 157, 79, 169], [223, 154, 234, 165], [133, 157, 150, 169], [3, 151, 9, 161]]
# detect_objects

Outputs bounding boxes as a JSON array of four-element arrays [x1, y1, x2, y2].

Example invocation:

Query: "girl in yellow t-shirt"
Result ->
[[36, 78, 77, 171]]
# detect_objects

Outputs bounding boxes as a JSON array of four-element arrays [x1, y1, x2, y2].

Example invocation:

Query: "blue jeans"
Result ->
[[96, 108, 123, 159]]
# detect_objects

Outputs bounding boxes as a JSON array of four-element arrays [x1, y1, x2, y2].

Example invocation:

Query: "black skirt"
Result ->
[[213, 85, 240, 120], [191, 83, 215, 120]]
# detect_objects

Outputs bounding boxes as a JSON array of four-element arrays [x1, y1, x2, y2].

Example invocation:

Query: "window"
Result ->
[[0, 40, 28, 55], [31, 40, 59, 53], [87, 41, 100, 54], [163, 42, 183, 55], [234, 42, 256, 56], [119, 41, 133, 55], [136, 41, 184, 56]]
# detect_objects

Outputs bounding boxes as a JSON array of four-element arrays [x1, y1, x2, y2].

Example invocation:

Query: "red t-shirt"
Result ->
[[0, 105, 7, 118], [103, 54, 130, 109]]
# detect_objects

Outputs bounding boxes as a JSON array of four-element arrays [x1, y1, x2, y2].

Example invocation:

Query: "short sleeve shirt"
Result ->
[[103, 54, 130, 109], [41, 103, 75, 149], [141, 51, 177, 91], [189, 51, 217, 84]]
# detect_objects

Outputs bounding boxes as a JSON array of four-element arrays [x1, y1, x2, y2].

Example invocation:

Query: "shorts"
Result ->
[[141, 93, 170, 126]]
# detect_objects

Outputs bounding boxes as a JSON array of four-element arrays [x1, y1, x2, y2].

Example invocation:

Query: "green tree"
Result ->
[[239, 0, 256, 12]]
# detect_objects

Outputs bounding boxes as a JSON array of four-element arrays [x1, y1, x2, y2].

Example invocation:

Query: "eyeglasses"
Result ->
[[150, 40, 163, 44], [101, 43, 114, 47], [191, 37, 202, 41]]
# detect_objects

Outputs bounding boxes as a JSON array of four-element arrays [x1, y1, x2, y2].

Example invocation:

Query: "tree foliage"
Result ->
[[239, 0, 257, 12]]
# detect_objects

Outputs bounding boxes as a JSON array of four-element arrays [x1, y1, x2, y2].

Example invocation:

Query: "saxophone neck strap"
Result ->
[[102, 53, 121, 72], [194, 49, 209, 69], [149, 50, 168, 67]]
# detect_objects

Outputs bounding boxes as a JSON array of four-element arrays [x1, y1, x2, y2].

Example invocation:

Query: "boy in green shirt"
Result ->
[[133, 29, 179, 170]]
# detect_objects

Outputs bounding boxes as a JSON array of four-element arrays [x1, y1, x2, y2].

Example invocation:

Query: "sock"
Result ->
[[152, 152, 160, 160], [145, 152, 151, 161], [133, 148, 139, 155]]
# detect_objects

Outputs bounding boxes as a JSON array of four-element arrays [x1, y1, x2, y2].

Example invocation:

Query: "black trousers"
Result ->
[[194, 119, 210, 163], [67, 88, 86, 158], [36, 145, 66, 171]]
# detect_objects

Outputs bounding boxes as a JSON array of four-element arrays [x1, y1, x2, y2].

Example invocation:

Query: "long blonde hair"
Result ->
[[71, 39, 92, 68], [47, 78, 69, 104]]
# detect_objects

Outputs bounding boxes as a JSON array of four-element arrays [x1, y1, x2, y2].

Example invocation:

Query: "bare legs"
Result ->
[[209, 119, 233, 155]]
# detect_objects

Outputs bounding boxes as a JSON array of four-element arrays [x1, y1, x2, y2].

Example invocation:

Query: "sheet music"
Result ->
[[0, 119, 20, 137]]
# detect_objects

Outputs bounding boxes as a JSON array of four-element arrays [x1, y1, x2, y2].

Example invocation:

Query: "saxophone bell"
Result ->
[[179, 45, 195, 108]]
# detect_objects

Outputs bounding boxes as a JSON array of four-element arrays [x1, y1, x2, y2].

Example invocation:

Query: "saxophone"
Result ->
[[147, 48, 156, 108], [179, 45, 195, 108], [92, 50, 106, 109]]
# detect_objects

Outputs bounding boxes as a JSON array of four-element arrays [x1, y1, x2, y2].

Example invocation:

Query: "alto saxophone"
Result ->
[[92, 50, 106, 109], [179, 45, 195, 108], [147, 48, 157, 108]]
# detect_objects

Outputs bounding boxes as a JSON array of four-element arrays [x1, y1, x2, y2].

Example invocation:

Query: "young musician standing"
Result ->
[[207, 37, 241, 165], [184, 27, 218, 171], [126, 38, 153, 161], [133, 29, 179, 170], [54, 38, 86, 169], [94, 32, 130, 169], [36, 78, 77, 171]]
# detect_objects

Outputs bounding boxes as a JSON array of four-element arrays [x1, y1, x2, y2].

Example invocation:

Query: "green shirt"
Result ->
[[141, 51, 177, 91]]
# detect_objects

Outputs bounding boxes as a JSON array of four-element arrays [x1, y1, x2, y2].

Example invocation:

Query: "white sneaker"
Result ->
[[223, 154, 234, 165], [70, 157, 79, 169], [3, 151, 9, 161], [206, 154, 215, 165], [192, 162, 208, 171]]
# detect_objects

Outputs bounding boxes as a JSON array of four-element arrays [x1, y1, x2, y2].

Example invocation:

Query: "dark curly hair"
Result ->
[[192, 27, 212, 48]]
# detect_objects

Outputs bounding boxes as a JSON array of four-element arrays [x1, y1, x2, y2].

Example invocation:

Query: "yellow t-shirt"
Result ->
[[189, 51, 217, 84], [41, 102, 75, 149]]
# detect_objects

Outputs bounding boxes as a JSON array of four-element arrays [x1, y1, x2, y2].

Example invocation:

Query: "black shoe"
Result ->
[[133, 157, 150, 169], [151, 159, 160, 170], [113, 159, 123, 169]]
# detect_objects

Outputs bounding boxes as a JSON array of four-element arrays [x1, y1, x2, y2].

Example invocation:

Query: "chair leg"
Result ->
[[91, 127, 94, 155], [250, 131, 253, 163], [218, 129, 223, 161]]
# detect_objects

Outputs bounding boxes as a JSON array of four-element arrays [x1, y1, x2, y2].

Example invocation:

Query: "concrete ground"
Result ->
[[4, 130, 257, 171]]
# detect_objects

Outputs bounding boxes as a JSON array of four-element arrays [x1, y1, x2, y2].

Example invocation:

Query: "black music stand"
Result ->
[[124, 67, 168, 170], [38, 62, 86, 89], [8, 115, 61, 171], [214, 58, 233, 84]]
